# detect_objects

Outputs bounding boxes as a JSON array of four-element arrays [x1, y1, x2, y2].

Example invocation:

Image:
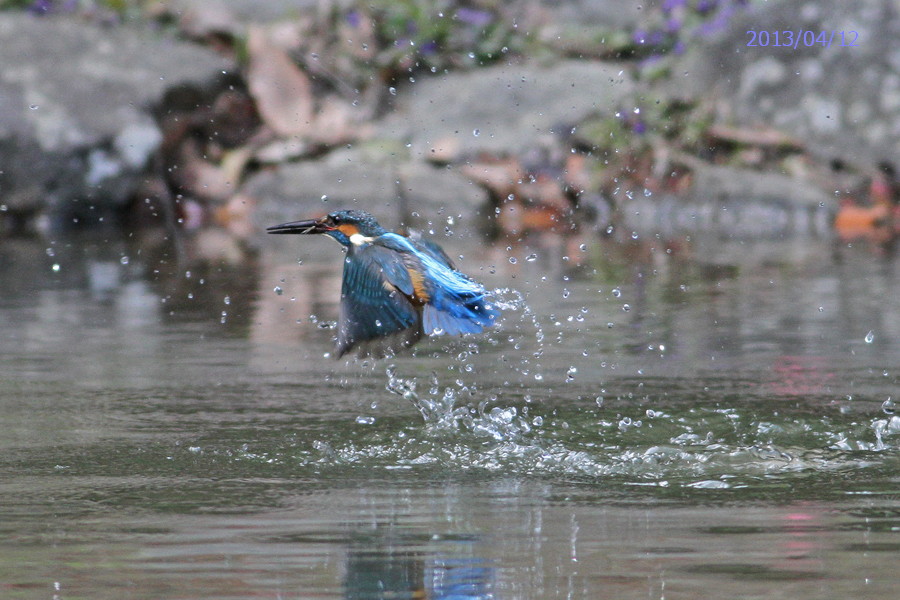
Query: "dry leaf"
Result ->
[[246, 26, 315, 137]]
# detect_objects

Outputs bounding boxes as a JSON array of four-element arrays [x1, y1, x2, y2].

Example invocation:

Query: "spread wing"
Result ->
[[335, 245, 421, 358]]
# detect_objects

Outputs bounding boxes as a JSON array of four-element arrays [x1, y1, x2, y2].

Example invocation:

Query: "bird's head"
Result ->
[[267, 209, 386, 246]]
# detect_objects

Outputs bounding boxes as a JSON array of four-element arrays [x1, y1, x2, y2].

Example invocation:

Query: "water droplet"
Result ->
[[274, 286, 283, 295], [355, 415, 376, 425], [51, 263, 60, 272], [612, 287, 621, 298], [509, 256, 517, 264], [865, 330, 874, 343], [472, 128, 480, 137], [532, 416, 543, 426], [120, 256, 129, 265], [224, 296, 231, 305], [29, 104, 38, 110], [622, 304, 630, 312], [883, 397, 896, 415], [526, 253, 537, 262]]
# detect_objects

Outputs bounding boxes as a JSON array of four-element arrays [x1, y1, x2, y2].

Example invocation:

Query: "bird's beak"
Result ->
[[266, 218, 331, 235]]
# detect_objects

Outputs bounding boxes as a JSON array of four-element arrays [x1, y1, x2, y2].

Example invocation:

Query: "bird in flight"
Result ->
[[268, 209, 499, 357]]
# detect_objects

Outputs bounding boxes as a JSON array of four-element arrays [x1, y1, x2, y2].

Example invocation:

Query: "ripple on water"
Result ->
[[224, 373, 900, 495]]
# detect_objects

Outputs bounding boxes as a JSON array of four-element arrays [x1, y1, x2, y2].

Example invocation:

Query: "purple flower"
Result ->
[[662, 0, 688, 12], [673, 40, 686, 54], [345, 10, 362, 28], [421, 40, 439, 55], [695, 0, 719, 15], [455, 8, 494, 28], [633, 28, 648, 44], [665, 17, 682, 33], [632, 120, 647, 134], [29, 0, 53, 15]]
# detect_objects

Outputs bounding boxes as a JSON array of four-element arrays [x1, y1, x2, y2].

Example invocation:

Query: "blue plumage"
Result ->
[[267, 210, 499, 357]]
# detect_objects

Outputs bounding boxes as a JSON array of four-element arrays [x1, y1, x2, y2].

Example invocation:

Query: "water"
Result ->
[[1, 232, 899, 599]]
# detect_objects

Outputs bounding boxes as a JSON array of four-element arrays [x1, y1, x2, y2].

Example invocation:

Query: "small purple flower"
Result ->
[[345, 9, 362, 28], [633, 28, 648, 45], [673, 40, 686, 54], [421, 40, 439, 55], [29, 0, 54, 16], [662, 0, 688, 12], [695, 0, 719, 15], [665, 17, 682, 33], [632, 120, 647, 134], [455, 8, 494, 28], [649, 30, 665, 46]]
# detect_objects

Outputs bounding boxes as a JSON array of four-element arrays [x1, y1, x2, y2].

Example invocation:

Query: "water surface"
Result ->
[[1, 231, 898, 599]]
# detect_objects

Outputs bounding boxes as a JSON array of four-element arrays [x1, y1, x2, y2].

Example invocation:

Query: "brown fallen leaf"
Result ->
[[246, 25, 315, 138]]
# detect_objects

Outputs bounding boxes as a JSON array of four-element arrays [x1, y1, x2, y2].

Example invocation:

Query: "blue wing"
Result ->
[[378, 234, 500, 338], [336, 245, 421, 358], [336, 234, 500, 357]]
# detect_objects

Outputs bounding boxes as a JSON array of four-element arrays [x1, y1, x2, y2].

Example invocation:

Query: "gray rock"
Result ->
[[666, 0, 900, 166], [0, 13, 232, 228], [378, 60, 634, 158], [622, 165, 833, 241], [247, 147, 489, 243], [166, 0, 340, 26]]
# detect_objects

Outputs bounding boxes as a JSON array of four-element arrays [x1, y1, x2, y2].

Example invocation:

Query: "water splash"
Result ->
[[385, 365, 532, 439]]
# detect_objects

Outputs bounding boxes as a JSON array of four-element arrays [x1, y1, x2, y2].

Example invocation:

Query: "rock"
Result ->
[[246, 147, 489, 243], [0, 13, 232, 230], [622, 164, 833, 240], [665, 0, 900, 166], [378, 60, 634, 159]]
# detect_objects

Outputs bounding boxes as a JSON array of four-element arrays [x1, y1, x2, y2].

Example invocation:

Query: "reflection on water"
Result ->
[[1, 228, 899, 599]]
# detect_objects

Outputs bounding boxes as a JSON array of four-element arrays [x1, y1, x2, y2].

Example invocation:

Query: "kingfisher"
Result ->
[[267, 209, 499, 357]]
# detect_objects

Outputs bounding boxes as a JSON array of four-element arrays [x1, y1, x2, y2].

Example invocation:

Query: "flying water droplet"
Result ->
[[865, 330, 874, 343], [473, 128, 480, 137], [355, 415, 376, 425], [526, 253, 537, 262], [883, 397, 895, 415], [274, 286, 283, 295]]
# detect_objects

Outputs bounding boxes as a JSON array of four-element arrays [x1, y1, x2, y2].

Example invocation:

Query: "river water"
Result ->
[[1, 227, 898, 599]]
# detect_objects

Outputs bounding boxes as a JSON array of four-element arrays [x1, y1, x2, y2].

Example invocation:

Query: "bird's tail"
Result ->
[[423, 292, 499, 336]]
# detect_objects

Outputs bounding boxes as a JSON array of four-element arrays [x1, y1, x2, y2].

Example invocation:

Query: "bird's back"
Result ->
[[336, 232, 497, 357]]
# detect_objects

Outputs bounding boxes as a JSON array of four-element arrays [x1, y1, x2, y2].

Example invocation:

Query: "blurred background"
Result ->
[[2, 2, 899, 599]]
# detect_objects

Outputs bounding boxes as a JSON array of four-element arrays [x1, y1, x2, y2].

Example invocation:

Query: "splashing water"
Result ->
[[376, 287, 544, 439]]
